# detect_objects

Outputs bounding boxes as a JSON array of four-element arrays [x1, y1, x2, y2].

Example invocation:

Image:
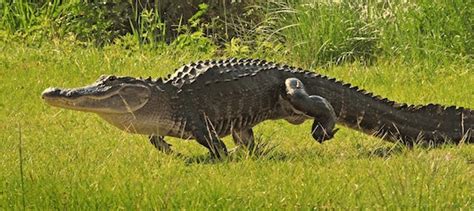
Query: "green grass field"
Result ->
[[1, 41, 472, 209], [1, 0, 473, 209]]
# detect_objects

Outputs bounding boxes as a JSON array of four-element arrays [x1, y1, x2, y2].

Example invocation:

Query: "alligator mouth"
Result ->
[[41, 86, 120, 109]]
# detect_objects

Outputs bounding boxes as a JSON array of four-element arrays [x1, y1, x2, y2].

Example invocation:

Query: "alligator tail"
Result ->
[[293, 71, 473, 145]]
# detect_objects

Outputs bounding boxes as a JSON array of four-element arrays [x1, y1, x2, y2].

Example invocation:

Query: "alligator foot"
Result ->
[[149, 135, 173, 154], [285, 78, 338, 143]]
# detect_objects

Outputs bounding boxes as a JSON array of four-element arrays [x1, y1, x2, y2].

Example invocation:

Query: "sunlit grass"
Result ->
[[0, 41, 472, 209], [0, 0, 472, 209], [272, 0, 471, 67]]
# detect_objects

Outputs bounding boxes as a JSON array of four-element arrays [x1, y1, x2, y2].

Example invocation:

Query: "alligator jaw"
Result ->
[[40, 81, 151, 114], [41, 87, 77, 108], [41, 86, 118, 112]]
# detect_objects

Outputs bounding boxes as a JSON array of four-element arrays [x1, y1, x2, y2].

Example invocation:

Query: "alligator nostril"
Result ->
[[41, 88, 61, 99]]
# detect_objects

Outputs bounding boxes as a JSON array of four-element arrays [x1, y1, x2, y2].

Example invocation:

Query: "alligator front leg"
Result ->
[[192, 119, 228, 158], [285, 78, 338, 142], [149, 135, 173, 154], [232, 128, 255, 151]]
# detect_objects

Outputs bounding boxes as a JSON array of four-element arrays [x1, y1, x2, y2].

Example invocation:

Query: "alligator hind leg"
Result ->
[[308, 95, 339, 142], [285, 78, 338, 142], [149, 135, 173, 154], [232, 128, 255, 151]]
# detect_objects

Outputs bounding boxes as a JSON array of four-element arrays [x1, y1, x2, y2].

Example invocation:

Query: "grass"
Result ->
[[0, 0, 473, 209], [0, 41, 472, 209], [278, 0, 472, 66]]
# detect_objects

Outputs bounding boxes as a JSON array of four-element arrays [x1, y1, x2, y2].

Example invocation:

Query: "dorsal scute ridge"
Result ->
[[296, 66, 408, 112], [324, 73, 468, 114], [305, 70, 469, 115], [228, 57, 237, 63], [295, 60, 469, 117], [160, 58, 275, 89], [342, 83, 351, 88], [419, 103, 441, 112], [371, 93, 470, 115], [144, 76, 152, 83], [156, 58, 474, 117]]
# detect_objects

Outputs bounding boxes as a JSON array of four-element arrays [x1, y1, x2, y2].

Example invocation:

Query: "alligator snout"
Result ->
[[41, 87, 79, 99], [41, 87, 86, 99], [41, 87, 61, 99]]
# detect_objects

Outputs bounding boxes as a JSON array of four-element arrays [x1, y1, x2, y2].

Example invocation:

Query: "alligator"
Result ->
[[41, 58, 473, 157]]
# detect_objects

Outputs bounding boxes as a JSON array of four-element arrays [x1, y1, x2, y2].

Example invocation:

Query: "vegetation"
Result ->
[[0, 0, 472, 209], [280, 0, 472, 66]]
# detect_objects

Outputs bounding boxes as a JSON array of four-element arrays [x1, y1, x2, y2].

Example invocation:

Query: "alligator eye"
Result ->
[[108, 76, 117, 81]]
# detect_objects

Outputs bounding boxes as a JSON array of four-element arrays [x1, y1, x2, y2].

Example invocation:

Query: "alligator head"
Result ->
[[41, 75, 151, 114]]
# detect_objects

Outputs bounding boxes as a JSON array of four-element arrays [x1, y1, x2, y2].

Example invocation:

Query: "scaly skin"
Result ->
[[42, 58, 473, 157]]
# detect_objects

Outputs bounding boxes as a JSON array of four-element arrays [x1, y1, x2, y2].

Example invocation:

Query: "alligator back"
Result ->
[[161, 58, 473, 144], [162, 59, 290, 137]]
